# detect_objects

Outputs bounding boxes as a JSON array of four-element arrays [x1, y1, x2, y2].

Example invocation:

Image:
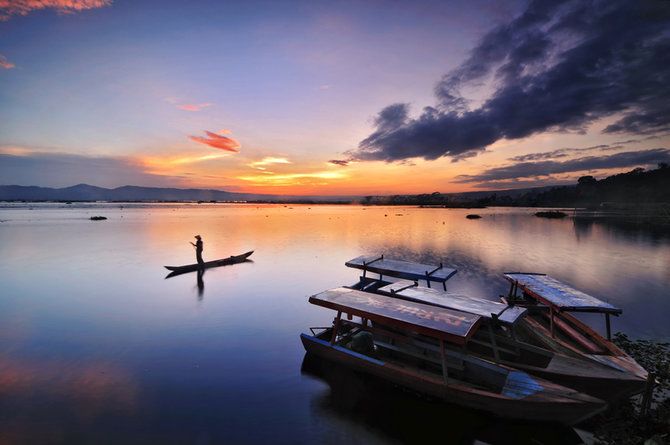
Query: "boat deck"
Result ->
[[377, 281, 527, 325], [504, 273, 621, 314], [346, 255, 457, 289], [309, 287, 481, 344]]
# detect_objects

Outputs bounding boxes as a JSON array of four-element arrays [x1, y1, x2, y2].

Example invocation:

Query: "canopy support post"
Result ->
[[330, 311, 342, 345], [605, 313, 611, 340], [440, 340, 449, 384], [550, 306, 555, 338], [488, 323, 500, 362], [641, 372, 656, 416], [510, 327, 521, 356]]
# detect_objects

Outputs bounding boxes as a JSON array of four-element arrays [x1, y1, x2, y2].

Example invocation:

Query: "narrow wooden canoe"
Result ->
[[164, 250, 253, 276]]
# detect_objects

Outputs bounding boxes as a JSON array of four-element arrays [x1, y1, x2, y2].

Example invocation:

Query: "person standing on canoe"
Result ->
[[190, 235, 204, 266]]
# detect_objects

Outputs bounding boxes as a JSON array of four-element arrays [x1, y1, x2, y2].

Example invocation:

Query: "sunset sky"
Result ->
[[1, 0, 669, 195]]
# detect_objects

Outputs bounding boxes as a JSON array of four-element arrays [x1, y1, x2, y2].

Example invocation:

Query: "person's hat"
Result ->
[[194, 235, 201, 239]]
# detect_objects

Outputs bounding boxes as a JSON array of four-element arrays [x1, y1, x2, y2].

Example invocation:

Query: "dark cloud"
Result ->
[[464, 177, 575, 190], [508, 144, 620, 162], [328, 159, 350, 166], [352, 0, 670, 162], [451, 149, 487, 163], [456, 149, 670, 184]]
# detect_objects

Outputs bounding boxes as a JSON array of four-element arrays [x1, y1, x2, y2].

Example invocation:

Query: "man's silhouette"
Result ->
[[190, 235, 204, 265]]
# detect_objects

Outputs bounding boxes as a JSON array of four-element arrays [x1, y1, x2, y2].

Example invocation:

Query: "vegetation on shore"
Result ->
[[522, 164, 670, 208], [361, 164, 670, 208]]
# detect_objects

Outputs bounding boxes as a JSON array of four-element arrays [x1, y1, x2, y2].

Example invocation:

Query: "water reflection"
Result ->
[[197, 268, 205, 300], [301, 354, 584, 445], [0, 204, 668, 443], [573, 217, 670, 244], [165, 264, 207, 300], [0, 354, 139, 442]]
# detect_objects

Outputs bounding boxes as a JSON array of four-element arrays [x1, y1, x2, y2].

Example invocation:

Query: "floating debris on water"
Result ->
[[90, 216, 107, 221], [466, 214, 482, 219]]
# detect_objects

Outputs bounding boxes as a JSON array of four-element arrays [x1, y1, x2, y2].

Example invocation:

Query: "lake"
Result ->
[[1, 204, 668, 444]]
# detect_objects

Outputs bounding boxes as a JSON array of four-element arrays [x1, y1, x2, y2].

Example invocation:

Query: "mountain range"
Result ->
[[0, 183, 560, 203], [0, 184, 359, 202]]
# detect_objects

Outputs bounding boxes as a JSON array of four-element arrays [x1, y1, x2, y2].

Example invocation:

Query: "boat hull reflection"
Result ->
[[300, 353, 586, 445]]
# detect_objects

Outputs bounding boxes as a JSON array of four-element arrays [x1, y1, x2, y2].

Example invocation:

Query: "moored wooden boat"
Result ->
[[366, 278, 648, 402], [502, 273, 648, 400], [301, 287, 606, 424], [164, 250, 253, 277]]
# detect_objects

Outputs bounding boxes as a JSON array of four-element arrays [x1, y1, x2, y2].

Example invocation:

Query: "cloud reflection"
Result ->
[[0, 356, 139, 419]]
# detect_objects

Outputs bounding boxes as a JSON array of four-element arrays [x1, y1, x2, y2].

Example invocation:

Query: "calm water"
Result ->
[[1, 204, 669, 444]]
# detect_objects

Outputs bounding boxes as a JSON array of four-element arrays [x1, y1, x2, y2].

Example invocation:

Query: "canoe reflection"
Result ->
[[300, 353, 585, 445]]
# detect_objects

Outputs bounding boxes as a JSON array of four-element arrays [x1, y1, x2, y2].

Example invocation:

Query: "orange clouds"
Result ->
[[189, 130, 240, 152], [238, 170, 348, 186], [140, 152, 230, 175], [0, 54, 14, 69], [0, 0, 111, 20], [176, 102, 213, 112], [248, 156, 291, 170]]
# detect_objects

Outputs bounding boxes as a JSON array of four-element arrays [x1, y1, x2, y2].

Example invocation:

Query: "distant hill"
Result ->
[[360, 165, 670, 207], [513, 164, 670, 207], [0, 184, 354, 203], [360, 185, 566, 206], [3, 165, 668, 205]]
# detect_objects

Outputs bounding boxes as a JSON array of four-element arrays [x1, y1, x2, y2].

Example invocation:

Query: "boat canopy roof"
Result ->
[[309, 287, 480, 344], [377, 281, 528, 325], [504, 273, 622, 315], [345, 255, 457, 283]]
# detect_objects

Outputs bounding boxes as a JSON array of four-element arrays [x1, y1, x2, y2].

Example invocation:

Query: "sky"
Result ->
[[1, 0, 669, 195]]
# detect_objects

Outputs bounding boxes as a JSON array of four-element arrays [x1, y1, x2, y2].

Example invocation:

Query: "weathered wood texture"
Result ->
[[346, 255, 457, 283], [504, 273, 621, 314], [309, 287, 480, 344], [377, 282, 527, 325]]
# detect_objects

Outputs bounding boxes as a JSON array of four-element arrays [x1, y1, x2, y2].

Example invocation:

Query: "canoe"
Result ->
[[164, 250, 253, 276], [302, 287, 606, 424]]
